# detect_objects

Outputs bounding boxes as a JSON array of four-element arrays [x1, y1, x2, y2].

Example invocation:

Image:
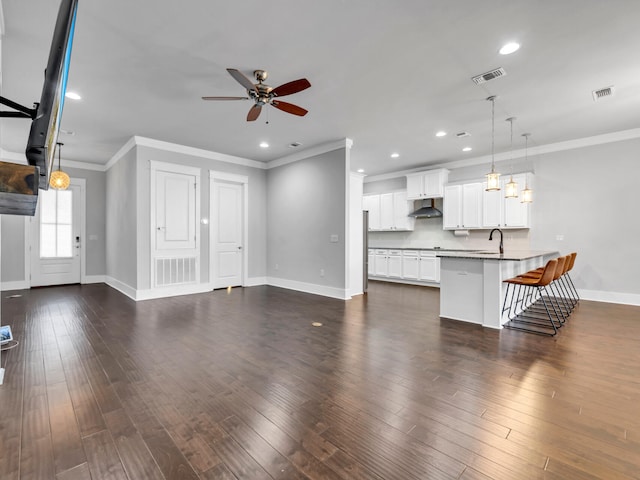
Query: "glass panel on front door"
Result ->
[[39, 188, 73, 258]]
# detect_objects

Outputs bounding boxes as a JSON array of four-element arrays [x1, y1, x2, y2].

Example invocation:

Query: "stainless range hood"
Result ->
[[409, 199, 442, 218]]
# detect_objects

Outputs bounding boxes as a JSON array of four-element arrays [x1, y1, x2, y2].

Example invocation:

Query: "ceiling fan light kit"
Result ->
[[203, 68, 311, 122]]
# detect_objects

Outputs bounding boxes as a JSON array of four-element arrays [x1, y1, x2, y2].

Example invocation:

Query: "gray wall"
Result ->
[[106, 147, 138, 288], [0, 214, 26, 282], [267, 148, 347, 288], [1, 165, 106, 283], [364, 137, 640, 296], [529, 138, 640, 295], [133, 145, 267, 289]]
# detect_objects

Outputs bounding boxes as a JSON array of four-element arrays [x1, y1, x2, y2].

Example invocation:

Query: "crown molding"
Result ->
[[364, 127, 640, 183], [267, 138, 352, 170], [133, 136, 266, 169]]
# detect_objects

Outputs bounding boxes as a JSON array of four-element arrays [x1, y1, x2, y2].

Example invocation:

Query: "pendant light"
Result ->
[[49, 142, 70, 190], [521, 133, 533, 203], [485, 96, 500, 191], [504, 117, 518, 198]]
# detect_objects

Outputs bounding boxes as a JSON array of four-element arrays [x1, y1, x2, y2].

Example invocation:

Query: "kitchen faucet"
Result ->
[[489, 228, 504, 254]]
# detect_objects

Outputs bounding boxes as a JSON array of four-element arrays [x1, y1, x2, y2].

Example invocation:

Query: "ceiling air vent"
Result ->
[[592, 86, 615, 101], [288, 142, 302, 148], [455, 132, 470, 138], [472, 67, 507, 85]]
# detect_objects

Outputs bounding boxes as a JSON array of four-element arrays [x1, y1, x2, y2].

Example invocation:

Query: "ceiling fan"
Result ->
[[202, 68, 311, 122]]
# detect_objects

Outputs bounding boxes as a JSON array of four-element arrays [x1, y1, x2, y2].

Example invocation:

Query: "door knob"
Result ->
[[238, 246, 243, 250]]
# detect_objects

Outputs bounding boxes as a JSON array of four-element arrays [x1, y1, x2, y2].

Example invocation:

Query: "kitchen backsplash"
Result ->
[[368, 215, 530, 251]]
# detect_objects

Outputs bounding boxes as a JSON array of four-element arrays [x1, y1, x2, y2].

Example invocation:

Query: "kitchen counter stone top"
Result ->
[[435, 250, 557, 261]]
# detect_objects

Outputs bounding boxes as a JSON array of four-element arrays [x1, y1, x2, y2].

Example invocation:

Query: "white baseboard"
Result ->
[[368, 276, 440, 288], [0, 368, 4, 385], [578, 289, 640, 306], [83, 275, 106, 284], [135, 283, 214, 301], [105, 276, 138, 301], [267, 276, 350, 300], [105, 276, 215, 301], [1, 280, 29, 292], [245, 276, 267, 287]]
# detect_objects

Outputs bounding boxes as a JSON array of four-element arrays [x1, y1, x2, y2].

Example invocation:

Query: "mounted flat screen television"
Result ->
[[25, 0, 79, 189]]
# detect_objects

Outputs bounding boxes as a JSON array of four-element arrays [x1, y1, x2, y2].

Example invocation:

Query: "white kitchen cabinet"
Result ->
[[443, 183, 482, 229], [363, 194, 381, 231], [503, 174, 530, 227], [402, 250, 420, 280], [374, 249, 388, 276], [387, 250, 403, 278], [482, 173, 531, 228], [406, 168, 449, 200], [367, 249, 375, 276], [365, 191, 414, 231], [462, 183, 483, 228], [379, 193, 395, 229], [418, 251, 440, 282]]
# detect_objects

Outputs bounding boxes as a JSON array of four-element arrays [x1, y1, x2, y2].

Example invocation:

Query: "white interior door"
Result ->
[[150, 161, 201, 288], [30, 181, 83, 286], [211, 174, 246, 289]]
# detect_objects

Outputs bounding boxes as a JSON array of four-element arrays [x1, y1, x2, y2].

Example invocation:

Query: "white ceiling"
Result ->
[[2, 0, 640, 176]]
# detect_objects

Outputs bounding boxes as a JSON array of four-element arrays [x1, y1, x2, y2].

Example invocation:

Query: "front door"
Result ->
[[30, 180, 83, 286], [211, 175, 245, 289]]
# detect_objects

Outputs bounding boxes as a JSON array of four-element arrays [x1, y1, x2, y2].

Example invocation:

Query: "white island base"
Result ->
[[438, 251, 557, 329]]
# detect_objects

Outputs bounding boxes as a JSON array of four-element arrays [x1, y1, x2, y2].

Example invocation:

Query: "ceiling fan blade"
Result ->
[[271, 100, 308, 116], [227, 68, 257, 93], [271, 78, 311, 97], [247, 104, 262, 121], [201, 96, 248, 101]]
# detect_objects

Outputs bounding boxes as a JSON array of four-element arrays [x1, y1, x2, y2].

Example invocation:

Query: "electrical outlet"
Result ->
[[330, 234, 339, 243], [556, 234, 564, 241], [275, 264, 279, 270], [320, 269, 325, 277]]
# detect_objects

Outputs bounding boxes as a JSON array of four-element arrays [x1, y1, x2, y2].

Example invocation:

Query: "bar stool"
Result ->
[[502, 258, 562, 336]]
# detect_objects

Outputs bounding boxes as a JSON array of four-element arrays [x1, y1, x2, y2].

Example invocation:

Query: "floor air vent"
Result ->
[[472, 67, 507, 85], [592, 86, 615, 101]]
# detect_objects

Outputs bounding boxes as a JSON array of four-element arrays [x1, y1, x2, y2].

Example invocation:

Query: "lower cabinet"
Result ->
[[370, 249, 440, 284]]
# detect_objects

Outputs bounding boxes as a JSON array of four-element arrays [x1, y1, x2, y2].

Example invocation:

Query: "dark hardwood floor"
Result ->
[[1, 281, 639, 479]]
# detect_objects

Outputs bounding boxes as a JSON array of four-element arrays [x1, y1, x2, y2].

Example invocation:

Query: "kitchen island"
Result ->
[[436, 250, 558, 329]]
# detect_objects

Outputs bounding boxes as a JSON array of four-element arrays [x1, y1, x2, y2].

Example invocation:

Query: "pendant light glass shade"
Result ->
[[485, 96, 500, 191], [50, 142, 70, 190], [521, 183, 533, 203], [505, 177, 518, 198], [504, 117, 518, 198], [521, 134, 533, 203]]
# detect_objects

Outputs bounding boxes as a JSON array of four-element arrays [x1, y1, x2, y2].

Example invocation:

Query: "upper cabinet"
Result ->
[[482, 173, 532, 229], [443, 183, 482, 229], [364, 191, 415, 231], [406, 168, 449, 200]]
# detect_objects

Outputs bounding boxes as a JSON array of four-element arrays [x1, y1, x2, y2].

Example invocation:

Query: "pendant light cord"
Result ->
[[491, 97, 495, 171]]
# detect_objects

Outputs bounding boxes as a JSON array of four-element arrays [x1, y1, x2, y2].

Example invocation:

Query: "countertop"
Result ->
[[369, 247, 557, 261], [435, 250, 558, 261]]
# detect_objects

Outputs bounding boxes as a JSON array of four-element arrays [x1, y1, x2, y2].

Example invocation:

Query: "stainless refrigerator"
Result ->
[[363, 210, 369, 293]]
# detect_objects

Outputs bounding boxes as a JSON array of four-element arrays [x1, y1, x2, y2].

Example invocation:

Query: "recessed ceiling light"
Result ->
[[462, 147, 472, 152], [357, 169, 364, 173], [390, 153, 400, 158], [65, 91, 81, 100], [499, 42, 520, 55], [259, 142, 269, 148], [435, 131, 447, 137]]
